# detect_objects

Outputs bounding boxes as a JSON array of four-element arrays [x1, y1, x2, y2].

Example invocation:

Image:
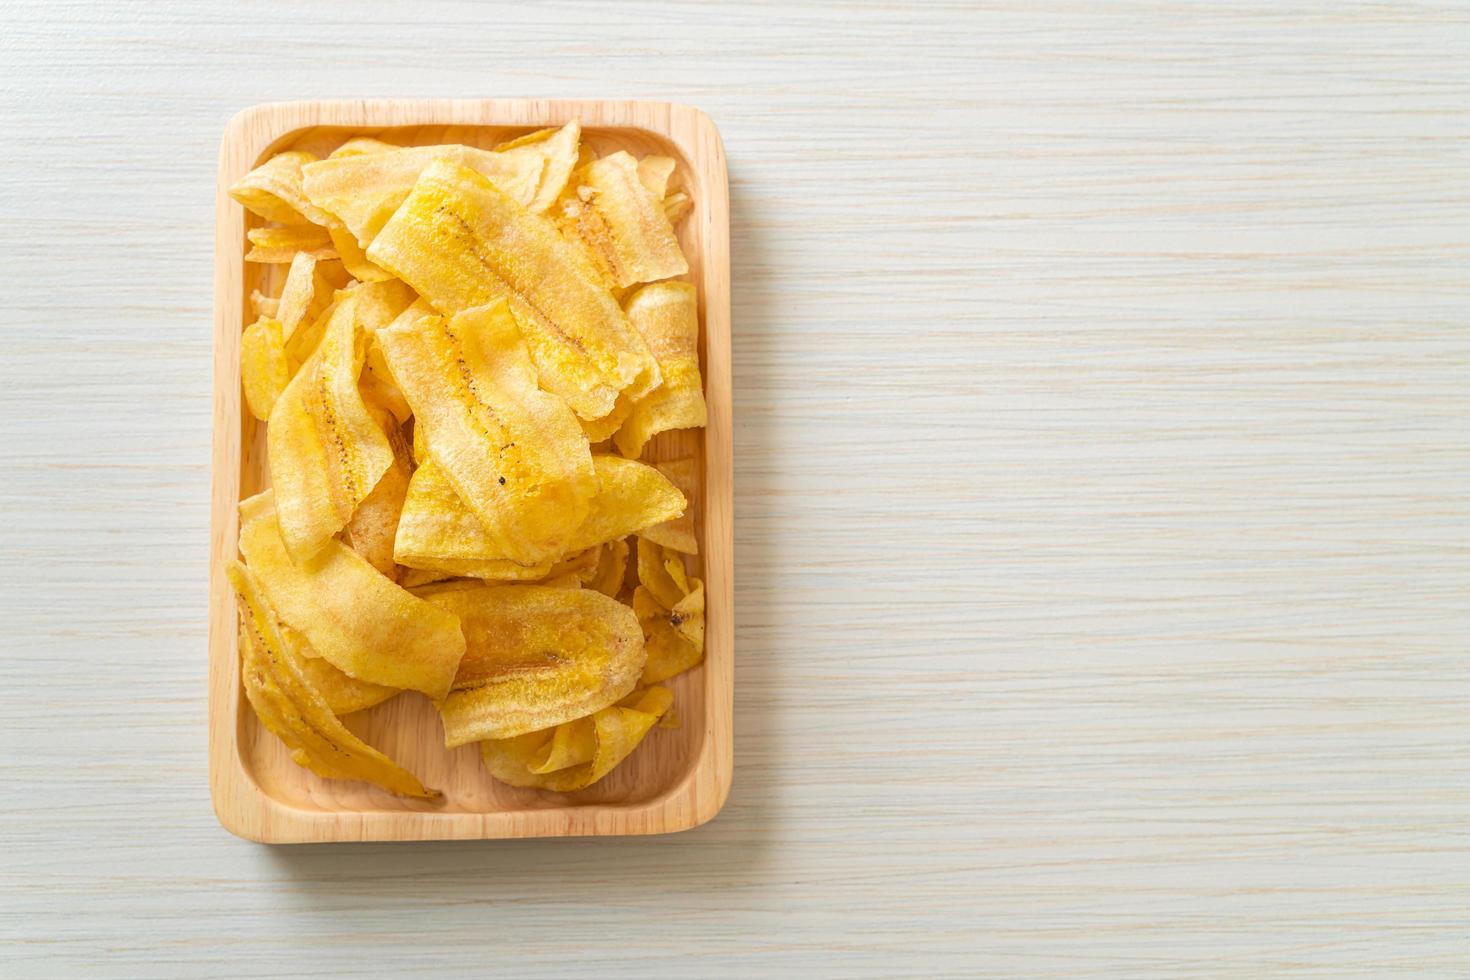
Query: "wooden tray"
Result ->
[[208, 100, 732, 843]]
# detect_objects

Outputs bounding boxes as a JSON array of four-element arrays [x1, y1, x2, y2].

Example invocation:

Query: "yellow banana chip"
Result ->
[[636, 533, 690, 611], [492, 119, 581, 213], [282, 626, 400, 715], [579, 395, 633, 443], [632, 585, 705, 685], [240, 317, 288, 422], [343, 409, 412, 579], [393, 460, 555, 582], [638, 457, 698, 553], [377, 301, 596, 564], [393, 455, 681, 573], [615, 281, 708, 458], [238, 495, 465, 701], [560, 150, 688, 289], [636, 155, 677, 199], [479, 686, 673, 791], [588, 537, 630, 597], [301, 144, 543, 248], [328, 225, 393, 281], [244, 225, 337, 263], [230, 150, 337, 227], [663, 191, 692, 225], [330, 136, 401, 158], [226, 560, 437, 799], [349, 277, 417, 333], [274, 251, 342, 341], [268, 293, 395, 560], [249, 289, 278, 319], [429, 584, 645, 746], [367, 158, 659, 420]]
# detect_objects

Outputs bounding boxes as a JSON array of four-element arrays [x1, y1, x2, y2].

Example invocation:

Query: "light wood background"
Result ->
[[2, 1, 1467, 976]]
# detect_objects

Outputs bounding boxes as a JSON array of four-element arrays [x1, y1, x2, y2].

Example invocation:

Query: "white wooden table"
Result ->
[[2, 2, 1467, 976]]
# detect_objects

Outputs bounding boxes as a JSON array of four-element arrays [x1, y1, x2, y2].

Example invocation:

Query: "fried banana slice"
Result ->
[[267, 293, 395, 560], [367, 158, 659, 420], [328, 226, 393, 281], [636, 155, 677, 199], [615, 282, 707, 458], [393, 459, 555, 582], [249, 289, 278, 318], [244, 225, 337, 263], [330, 136, 401, 158], [238, 496, 465, 701], [226, 560, 437, 799], [240, 316, 288, 422], [229, 150, 337, 226], [633, 538, 705, 683], [342, 408, 412, 580], [430, 584, 646, 747], [663, 191, 692, 225], [479, 686, 673, 791], [588, 537, 630, 597], [274, 251, 342, 341], [377, 301, 596, 564], [493, 119, 581, 212], [638, 457, 698, 553], [394, 454, 681, 572], [560, 150, 688, 289], [281, 626, 400, 715], [301, 144, 543, 247]]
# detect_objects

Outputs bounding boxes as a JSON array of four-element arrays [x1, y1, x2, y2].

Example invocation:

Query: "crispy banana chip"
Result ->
[[377, 301, 596, 564], [367, 158, 659, 420], [394, 460, 555, 582], [638, 457, 698, 553], [579, 395, 633, 443], [430, 584, 645, 746], [663, 191, 692, 225], [226, 561, 437, 799], [343, 409, 412, 579], [267, 293, 395, 559], [394, 455, 681, 572], [588, 537, 630, 597], [275, 251, 342, 341], [479, 686, 673, 791], [633, 585, 705, 684], [230, 151, 337, 227], [330, 136, 401, 158], [240, 317, 288, 422], [492, 119, 581, 213], [637, 155, 677, 200], [301, 144, 542, 248], [249, 289, 278, 319], [244, 225, 337, 263], [350, 277, 417, 332], [282, 626, 400, 715], [615, 281, 708, 458], [328, 225, 393, 281], [636, 536, 691, 614], [560, 150, 688, 289], [238, 496, 465, 700]]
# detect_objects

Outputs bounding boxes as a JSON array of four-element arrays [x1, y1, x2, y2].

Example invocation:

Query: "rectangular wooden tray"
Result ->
[[209, 100, 731, 843]]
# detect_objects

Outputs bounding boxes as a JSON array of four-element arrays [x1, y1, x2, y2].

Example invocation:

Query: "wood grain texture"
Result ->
[[210, 99, 732, 842], [2, 0, 1468, 975]]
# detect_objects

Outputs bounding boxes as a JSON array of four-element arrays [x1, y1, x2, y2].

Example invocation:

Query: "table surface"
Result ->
[[2, 2, 1468, 976]]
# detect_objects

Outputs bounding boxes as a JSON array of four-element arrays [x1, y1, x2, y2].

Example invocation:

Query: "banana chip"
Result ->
[[560, 150, 688, 289], [274, 251, 342, 341], [249, 289, 278, 319], [226, 561, 437, 799], [429, 584, 645, 746], [493, 119, 581, 213], [615, 281, 708, 458], [393, 455, 681, 573], [283, 626, 400, 715], [367, 158, 659, 420], [350, 277, 417, 333], [638, 457, 698, 553], [244, 225, 338, 263], [343, 409, 412, 579], [377, 301, 596, 564], [636, 155, 677, 199], [479, 686, 672, 791], [240, 317, 288, 422], [663, 191, 692, 225], [330, 136, 401, 158], [588, 537, 630, 597], [301, 144, 543, 248], [268, 293, 395, 560], [229, 150, 336, 226], [238, 496, 465, 701], [329, 225, 393, 281]]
